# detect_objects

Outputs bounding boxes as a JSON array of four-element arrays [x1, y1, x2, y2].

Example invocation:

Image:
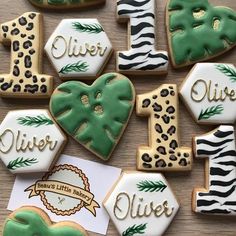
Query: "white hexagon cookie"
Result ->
[[180, 63, 236, 124], [0, 110, 66, 174], [103, 172, 179, 236], [45, 19, 113, 80]]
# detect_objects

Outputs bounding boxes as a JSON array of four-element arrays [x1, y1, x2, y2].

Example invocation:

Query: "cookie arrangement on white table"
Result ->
[[0, 0, 235, 235]]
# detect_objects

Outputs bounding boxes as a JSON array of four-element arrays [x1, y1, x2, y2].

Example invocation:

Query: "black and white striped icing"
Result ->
[[194, 125, 236, 215], [117, 0, 168, 73]]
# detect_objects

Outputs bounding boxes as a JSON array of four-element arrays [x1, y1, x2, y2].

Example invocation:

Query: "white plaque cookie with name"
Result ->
[[103, 172, 179, 236], [0, 110, 66, 173], [180, 63, 236, 124], [45, 19, 113, 79]]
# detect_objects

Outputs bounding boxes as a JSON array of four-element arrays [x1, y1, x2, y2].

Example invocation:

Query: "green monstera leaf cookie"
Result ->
[[28, 0, 105, 9], [3, 206, 87, 236], [166, 0, 236, 67], [50, 73, 135, 160]]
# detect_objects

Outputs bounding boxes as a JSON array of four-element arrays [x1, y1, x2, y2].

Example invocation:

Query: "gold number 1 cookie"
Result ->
[[136, 84, 192, 171], [0, 12, 53, 98]]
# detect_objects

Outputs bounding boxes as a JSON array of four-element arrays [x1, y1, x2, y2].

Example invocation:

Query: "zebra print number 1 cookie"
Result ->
[[117, 0, 168, 74], [0, 12, 53, 98], [136, 84, 192, 171], [193, 125, 236, 215]]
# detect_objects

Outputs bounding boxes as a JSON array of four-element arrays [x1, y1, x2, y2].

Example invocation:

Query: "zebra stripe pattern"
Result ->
[[194, 125, 236, 215], [117, 0, 168, 74]]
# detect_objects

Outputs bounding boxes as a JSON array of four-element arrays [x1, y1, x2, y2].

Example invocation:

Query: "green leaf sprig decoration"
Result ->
[[137, 180, 167, 192], [7, 157, 38, 170], [122, 224, 147, 236], [72, 22, 104, 34], [17, 115, 53, 127], [198, 105, 224, 120], [216, 64, 236, 82], [59, 61, 89, 74]]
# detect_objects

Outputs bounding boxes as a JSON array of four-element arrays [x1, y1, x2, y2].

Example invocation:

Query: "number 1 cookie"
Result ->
[[193, 125, 236, 215], [3, 206, 88, 236], [136, 84, 192, 171], [166, 0, 236, 68], [117, 0, 169, 74], [0, 12, 53, 98]]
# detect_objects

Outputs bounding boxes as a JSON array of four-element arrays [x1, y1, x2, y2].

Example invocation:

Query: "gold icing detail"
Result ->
[[213, 19, 220, 30], [193, 9, 205, 19], [0, 129, 58, 153], [51, 36, 107, 59], [113, 193, 173, 220], [81, 95, 89, 105], [191, 79, 236, 102], [94, 105, 103, 114]]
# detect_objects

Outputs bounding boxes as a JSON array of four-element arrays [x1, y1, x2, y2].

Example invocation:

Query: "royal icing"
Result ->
[[136, 84, 192, 171], [45, 19, 112, 79], [180, 63, 236, 124], [193, 125, 236, 215], [166, 0, 236, 67], [117, 0, 168, 74], [104, 172, 179, 236], [25, 164, 100, 216], [0, 110, 66, 173], [50, 73, 135, 160], [3, 206, 87, 236], [28, 0, 105, 9], [0, 12, 53, 98]]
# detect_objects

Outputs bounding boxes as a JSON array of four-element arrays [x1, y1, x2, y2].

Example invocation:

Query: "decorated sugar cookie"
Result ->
[[45, 19, 112, 79], [3, 206, 88, 236], [28, 0, 105, 9], [50, 73, 135, 160], [166, 0, 236, 68], [104, 172, 179, 236], [193, 125, 236, 215], [136, 84, 192, 171], [0, 110, 66, 173], [180, 63, 236, 124], [0, 12, 53, 98], [117, 0, 169, 74]]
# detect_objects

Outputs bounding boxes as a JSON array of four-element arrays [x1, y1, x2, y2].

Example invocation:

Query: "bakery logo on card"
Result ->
[[25, 164, 100, 216]]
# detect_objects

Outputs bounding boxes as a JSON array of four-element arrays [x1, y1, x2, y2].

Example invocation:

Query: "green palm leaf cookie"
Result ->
[[50, 73, 135, 160]]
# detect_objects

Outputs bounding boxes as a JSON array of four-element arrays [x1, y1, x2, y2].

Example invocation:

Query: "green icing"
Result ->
[[50, 73, 134, 160], [29, 0, 100, 7], [167, 0, 236, 66], [3, 209, 85, 236]]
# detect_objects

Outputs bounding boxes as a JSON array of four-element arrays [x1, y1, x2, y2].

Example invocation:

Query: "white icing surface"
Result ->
[[104, 172, 179, 236], [45, 19, 113, 79], [180, 63, 236, 124], [117, 0, 169, 74], [0, 110, 66, 173], [193, 125, 236, 215]]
